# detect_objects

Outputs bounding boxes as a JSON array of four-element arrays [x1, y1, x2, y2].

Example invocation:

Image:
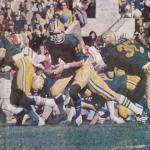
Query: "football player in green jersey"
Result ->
[[101, 31, 150, 109], [44, 31, 150, 126]]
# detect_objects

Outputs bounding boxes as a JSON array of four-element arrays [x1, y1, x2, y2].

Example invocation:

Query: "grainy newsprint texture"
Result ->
[[0, 0, 150, 150]]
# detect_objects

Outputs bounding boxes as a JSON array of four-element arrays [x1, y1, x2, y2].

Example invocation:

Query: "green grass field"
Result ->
[[0, 122, 150, 150]]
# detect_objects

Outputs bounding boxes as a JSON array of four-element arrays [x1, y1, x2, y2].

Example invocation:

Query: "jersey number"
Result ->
[[117, 40, 139, 58]]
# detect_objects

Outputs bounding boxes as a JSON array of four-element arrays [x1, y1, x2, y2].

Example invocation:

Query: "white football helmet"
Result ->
[[102, 31, 116, 44], [32, 74, 45, 91]]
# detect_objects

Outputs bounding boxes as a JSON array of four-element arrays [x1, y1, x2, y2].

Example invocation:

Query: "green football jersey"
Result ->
[[101, 39, 150, 77]]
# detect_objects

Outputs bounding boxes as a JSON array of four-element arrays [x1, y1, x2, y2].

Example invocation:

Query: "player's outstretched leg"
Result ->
[[115, 94, 150, 123]]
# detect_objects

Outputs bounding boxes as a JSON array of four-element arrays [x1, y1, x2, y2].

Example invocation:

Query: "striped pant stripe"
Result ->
[[88, 79, 114, 100]]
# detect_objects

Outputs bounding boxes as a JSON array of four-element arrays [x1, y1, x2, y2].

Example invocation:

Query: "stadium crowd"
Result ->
[[0, 0, 150, 126]]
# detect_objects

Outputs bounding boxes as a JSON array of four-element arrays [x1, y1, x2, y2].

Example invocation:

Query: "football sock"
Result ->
[[107, 101, 115, 118], [74, 99, 81, 118], [119, 95, 143, 115], [69, 84, 82, 118]]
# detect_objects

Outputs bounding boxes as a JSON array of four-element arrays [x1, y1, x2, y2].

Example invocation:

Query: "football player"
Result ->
[[44, 31, 148, 126], [0, 32, 45, 126], [101, 31, 150, 109]]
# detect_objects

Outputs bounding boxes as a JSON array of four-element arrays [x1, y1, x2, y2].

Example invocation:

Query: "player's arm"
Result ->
[[53, 36, 86, 74], [52, 60, 84, 75], [64, 60, 84, 69]]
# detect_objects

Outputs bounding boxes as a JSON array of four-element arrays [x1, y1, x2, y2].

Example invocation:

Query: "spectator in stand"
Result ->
[[84, 31, 97, 47], [8, 21, 15, 33], [36, 3, 45, 17], [142, 0, 150, 22], [21, 0, 34, 25], [28, 24, 34, 40], [50, 12, 65, 32], [22, 24, 32, 42], [0, 13, 10, 32], [4, 7, 13, 21], [44, 0, 58, 9], [134, 25, 148, 48], [86, 0, 96, 18], [32, 0, 41, 12], [131, 0, 145, 10], [72, 0, 88, 27], [13, 12, 27, 33], [89, 31, 97, 46], [19, 1, 26, 12], [32, 13, 46, 28], [61, 1, 73, 27], [45, 4, 55, 24]]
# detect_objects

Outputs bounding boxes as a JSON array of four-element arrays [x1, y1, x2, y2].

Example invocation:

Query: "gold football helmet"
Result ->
[[102, 31, 116, 44], [32, 74, 45, 91], [118, 105, 129, 119]]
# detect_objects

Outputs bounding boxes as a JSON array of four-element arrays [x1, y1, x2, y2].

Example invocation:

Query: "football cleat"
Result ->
[[14, 110, 26, 126], [135, 112, 148, 124], [110, 116, 125, 124], [38, 117, 45, 126], [25, 117, 45, 126], [134, 106, 150, 124]]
